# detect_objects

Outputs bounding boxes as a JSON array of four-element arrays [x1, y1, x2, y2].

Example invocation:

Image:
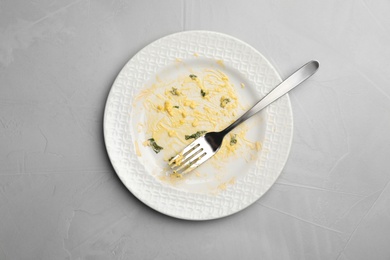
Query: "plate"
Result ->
[[103, 31, 293, 220]]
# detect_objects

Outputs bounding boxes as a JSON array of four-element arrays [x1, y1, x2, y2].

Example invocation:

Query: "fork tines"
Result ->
[[168, 140, 207, 175]]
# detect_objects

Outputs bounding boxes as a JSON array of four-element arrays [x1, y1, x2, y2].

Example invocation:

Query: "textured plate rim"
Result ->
[[103, 30, 293, 221]]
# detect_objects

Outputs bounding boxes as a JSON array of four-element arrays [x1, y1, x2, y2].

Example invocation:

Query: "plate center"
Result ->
[[131, 57, 268, 194]]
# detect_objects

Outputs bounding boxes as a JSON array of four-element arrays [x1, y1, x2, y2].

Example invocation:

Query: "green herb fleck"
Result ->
[[185, 131, 207, 140], [189, 74, 197, 80], [148, 138, 163, 153], [220, 98, 231, 108], [170, 87, 179, 96], [200, 89, 206, 97], [173, 105, 179, 109], [230, 134, 237, 146], [168, 156, 176, 164]]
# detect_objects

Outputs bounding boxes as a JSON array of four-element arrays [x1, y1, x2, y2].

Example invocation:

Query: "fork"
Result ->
[[168, 60, 319, 175]]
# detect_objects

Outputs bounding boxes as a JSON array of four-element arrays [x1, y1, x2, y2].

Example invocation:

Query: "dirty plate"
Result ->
[[103, 31, 293, 220]]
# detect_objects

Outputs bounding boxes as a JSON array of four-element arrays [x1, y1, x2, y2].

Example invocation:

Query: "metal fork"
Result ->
[[168, 60, 319, 175]]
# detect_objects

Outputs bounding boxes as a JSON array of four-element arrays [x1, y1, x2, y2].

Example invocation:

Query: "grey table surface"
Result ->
[[1, 0, 390, 259]]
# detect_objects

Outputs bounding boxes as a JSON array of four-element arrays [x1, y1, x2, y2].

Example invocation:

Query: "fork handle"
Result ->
[[221, 60, 319, 135]]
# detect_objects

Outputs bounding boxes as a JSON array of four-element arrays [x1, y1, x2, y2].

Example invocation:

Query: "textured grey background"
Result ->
[[1, 0, 390, 259]]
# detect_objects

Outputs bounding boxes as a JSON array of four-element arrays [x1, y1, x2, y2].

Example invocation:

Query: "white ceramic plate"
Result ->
[[103, 31, 293, 220]]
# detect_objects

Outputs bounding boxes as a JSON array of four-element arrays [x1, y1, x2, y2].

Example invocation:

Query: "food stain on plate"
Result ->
[[134, 59, 263, 194]]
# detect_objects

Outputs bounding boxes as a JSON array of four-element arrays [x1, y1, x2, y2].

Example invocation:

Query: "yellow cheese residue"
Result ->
[[175, 153, 184, 166], [255, 141, 262, 151], [217, 177, 236, 191], [135, 67, 261, 174], [164, 101, 174, 116], [216, 59, 225, 67], [135, 141, 142, 157]]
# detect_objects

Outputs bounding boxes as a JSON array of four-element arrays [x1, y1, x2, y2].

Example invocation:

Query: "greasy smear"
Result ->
[[135, 68, 262, 186]]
